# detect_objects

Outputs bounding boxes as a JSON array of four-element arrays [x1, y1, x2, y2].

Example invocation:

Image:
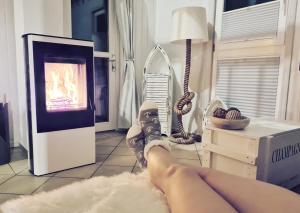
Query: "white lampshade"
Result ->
[[171, 7, 209, 43]]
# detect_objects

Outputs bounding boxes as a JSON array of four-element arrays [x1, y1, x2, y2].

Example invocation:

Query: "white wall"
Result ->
[[14, 0, 69, 149], [155, 0, 215, 134]]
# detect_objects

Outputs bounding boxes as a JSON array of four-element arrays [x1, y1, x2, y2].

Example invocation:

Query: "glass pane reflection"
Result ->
[[94, 57, 109, 123], [71, 0, 109, 52], [224, 0, 274, 12]]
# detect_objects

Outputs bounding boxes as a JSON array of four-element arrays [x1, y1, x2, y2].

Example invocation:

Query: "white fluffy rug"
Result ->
[[0, 171, 169, 213]]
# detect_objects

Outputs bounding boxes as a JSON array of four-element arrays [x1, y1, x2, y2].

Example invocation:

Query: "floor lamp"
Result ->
[[171, 7, 209, 144]]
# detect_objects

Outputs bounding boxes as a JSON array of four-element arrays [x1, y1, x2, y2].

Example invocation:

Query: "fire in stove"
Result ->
[[45, 59, 87, 112]]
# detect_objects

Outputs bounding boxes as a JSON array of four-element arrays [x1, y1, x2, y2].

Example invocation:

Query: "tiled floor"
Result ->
[[0, 131, 203, 205], [1, 131, 299, 206]]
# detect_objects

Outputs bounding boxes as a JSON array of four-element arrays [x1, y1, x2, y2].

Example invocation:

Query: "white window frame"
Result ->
[[211, 0, 297, 120], [215, 0, 287, 48]]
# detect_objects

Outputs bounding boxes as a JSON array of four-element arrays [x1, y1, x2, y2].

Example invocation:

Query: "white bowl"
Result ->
[[210, 116, 250, 130]]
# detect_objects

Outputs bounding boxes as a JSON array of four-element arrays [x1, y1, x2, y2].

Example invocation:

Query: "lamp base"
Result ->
[[169, 132, 202, 144]]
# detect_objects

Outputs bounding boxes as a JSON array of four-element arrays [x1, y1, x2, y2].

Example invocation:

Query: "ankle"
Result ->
[[144, 140, 171, 161]]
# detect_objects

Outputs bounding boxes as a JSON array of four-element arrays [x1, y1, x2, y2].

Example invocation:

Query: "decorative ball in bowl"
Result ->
[[211, 107, 250, 130]]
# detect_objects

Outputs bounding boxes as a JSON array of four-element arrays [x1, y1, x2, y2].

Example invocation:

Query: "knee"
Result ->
[[164, 164, 196, 180]]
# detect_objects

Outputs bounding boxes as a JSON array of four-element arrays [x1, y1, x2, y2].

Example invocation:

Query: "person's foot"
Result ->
[[138, 101, 162, 144], [138, 101, 170, 160], [126, 124, 147, 168]]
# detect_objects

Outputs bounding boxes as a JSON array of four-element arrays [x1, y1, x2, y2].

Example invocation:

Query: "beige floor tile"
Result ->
[[96, 154, 109, 164], [93, 165, 132, 177], [96, 136, 123, 146], [54, 163, 101, 179], [16, 169, 31, 176], [0, 194, 20, 205], [117, 138, 127, 147], [0, 175, 13, 185], [103, 155, 136, 167], [171, 149, 199, 160], [17, 169, 55, 177], [9, 160, 28, 174], [0, 176, 49, 195], [96, 145, 115, 155], [132, 165, 143, 174], [34, 177, 82, 194], [111, 146, 133, 156], [96, 131, 125, 139], [0, 164, 14, 175], [178, 159, 202, 167]]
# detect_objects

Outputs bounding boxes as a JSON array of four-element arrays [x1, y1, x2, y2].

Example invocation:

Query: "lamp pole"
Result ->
[[172, 39, 196, 144]]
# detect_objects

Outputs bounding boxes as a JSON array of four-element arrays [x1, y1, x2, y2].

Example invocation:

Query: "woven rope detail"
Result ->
[[172, 39, 194, 144]]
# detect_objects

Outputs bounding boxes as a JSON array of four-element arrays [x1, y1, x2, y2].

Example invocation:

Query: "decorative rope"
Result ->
[[172, 39, 195, 144]]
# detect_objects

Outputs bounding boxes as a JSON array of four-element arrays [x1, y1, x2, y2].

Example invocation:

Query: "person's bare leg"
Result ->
[[130, 100, 300, 212], [147, 146, 237, 213], [133, 101, 236, 212], [195, 167, 300, 213]]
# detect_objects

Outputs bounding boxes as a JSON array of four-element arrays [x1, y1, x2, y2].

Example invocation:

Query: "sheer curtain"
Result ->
[[114, 0, 155, 128], [0, 0, 21, 147]]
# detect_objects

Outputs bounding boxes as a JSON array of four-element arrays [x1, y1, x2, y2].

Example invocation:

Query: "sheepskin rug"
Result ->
[[0, 171, 169, 213]]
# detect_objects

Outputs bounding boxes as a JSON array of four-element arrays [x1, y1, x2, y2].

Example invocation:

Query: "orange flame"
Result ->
[[45, 63, 87, 112]]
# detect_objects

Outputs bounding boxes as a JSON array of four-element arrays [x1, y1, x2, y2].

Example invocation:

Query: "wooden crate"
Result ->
[[202, 119, 300, 189]]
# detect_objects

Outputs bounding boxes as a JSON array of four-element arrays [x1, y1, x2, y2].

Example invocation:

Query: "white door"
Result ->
[[71, 0, 119, 132]]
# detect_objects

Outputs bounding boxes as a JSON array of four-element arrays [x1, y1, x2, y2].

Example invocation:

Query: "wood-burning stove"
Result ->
[[23, 34, 95, 176]]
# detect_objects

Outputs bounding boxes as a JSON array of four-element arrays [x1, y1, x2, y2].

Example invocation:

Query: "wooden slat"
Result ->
[[202, 143, 257, 165]]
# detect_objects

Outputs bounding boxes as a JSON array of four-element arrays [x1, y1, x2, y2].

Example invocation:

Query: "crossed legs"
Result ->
[[147, 146, 237, 213], [127, 101, 300, 213], [147, 145, 300, 213]]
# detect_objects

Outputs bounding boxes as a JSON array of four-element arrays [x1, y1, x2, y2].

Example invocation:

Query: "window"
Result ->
[[219, 0, 281, 41], [213, 0, 291, 120], [224, 0, 274, 12], [215, 58, 280, 118]]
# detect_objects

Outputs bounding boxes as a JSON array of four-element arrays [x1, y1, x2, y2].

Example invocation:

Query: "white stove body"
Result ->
[[24, 34, 95, 176]]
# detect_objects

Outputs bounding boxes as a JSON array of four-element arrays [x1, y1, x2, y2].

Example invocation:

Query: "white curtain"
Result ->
[[115, 0, 155, 128], [0, 0, 21, 147], [115, 0, 138, 128], [133, 0, 156, 103]]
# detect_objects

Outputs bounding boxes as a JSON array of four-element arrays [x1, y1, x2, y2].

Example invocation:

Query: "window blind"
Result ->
[[215, 58, 280, 118], [221, 1, 280, 41]]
